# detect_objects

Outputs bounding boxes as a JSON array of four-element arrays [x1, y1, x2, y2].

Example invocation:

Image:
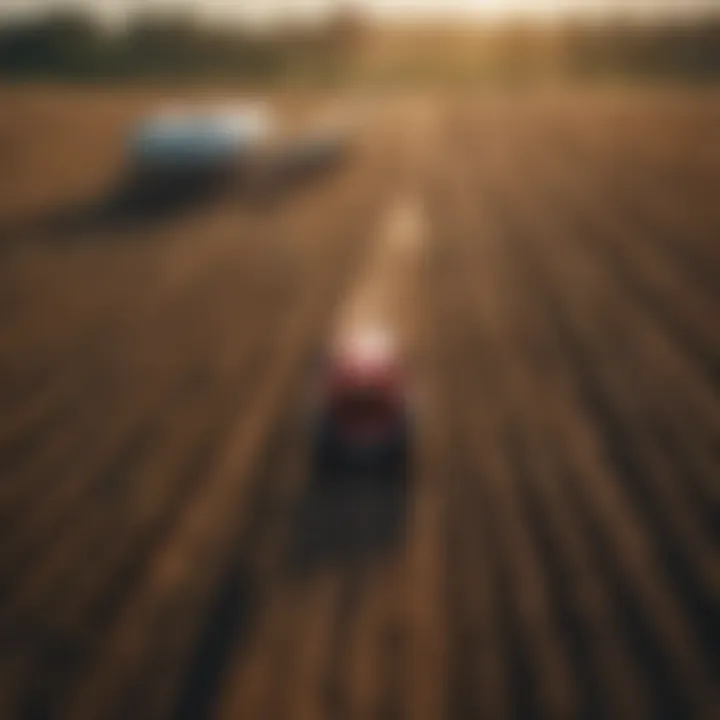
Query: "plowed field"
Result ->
[[0, 86, 717, 720]]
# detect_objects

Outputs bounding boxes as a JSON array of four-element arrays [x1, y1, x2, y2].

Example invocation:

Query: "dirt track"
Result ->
[[0, 87, 718, 720]]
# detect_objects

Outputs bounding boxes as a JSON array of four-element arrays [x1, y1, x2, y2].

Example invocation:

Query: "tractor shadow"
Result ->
[[285, 469, 408, 579]]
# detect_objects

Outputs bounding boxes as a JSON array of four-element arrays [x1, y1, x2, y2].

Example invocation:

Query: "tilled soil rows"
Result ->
[[0, 87, 717, 720]]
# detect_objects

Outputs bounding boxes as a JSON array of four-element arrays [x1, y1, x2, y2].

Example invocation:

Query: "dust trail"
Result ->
[[331, 194, 428, 356]]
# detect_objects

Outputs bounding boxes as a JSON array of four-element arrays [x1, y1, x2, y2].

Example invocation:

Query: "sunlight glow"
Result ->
[[1, 0, 718, 27]]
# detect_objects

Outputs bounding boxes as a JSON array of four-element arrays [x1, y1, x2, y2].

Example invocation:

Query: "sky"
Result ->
[[0, 0, 718, 27]]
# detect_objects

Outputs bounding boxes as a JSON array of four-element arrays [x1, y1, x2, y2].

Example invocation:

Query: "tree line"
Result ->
[[0, 8, 364, 83], [0, 9, 718, 84]]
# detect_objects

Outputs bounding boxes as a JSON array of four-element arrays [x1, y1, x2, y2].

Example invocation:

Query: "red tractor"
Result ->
[[311, 330, 410, 479]]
